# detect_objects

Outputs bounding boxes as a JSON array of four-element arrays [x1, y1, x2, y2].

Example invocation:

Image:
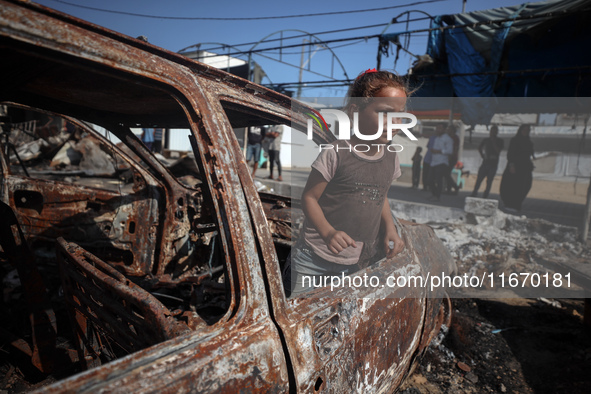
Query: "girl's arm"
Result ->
[[302, 169, 356, 254], [381, 198, 404, 258]]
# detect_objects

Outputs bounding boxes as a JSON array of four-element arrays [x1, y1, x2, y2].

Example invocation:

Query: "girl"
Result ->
[[285, 69, 407, 297]]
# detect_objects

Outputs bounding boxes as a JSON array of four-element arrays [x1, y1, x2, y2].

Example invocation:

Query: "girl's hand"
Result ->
[[384, 230, 404, 258], [325, 230, 356, 255]]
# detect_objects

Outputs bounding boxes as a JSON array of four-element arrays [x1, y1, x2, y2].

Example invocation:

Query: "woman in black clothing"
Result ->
[[500, 124, 535, 211]]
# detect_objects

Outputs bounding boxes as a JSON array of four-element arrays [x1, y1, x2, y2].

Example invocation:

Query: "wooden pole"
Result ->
[[581, 173, 591, 241]]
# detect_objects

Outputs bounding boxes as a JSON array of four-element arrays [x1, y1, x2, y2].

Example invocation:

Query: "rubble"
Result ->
[[394, 195, 590, 298], [76, 138, 117, 176], [398, 197, 591, 393], [49, 141, 81, 167], [464, 197, 498, 217]]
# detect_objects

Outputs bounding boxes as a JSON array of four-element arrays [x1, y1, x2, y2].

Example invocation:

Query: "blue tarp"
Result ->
[[381, 0, 591, 124]]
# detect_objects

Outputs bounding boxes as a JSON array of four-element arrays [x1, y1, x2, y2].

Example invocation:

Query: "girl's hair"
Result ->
[[344, 70, 410, 110]]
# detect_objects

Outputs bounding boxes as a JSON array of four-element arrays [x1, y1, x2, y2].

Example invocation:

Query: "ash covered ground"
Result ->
[[400, 209, 591, 393]]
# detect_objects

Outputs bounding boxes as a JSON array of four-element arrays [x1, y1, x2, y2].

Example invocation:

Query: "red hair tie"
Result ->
[[358, 68, 378, 79]]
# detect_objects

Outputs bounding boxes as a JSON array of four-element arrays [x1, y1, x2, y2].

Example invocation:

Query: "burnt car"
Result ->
[[0, 1, 455, 392]]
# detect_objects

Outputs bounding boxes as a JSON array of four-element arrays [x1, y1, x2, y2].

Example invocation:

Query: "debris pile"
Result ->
[[6, 117, 122, 178], [401, 298, 591, 394], [400, 200, 591, 393], [5, 114, 199, 185], [430, 211, 588, 296]]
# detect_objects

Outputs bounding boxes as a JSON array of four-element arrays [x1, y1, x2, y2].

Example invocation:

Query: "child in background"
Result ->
[[285, 69, 407, 297], [411, 146, 423, 188]]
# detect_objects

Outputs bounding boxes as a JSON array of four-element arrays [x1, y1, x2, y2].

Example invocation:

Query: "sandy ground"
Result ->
[[461, 173, 589, 205]]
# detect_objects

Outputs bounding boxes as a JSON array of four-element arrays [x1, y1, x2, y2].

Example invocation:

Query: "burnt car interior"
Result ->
[[0, 23, 304, 384], [0, 36, 285, 382]]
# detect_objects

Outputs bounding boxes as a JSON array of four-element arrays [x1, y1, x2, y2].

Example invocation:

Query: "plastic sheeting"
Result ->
[[381, 0, 591, 125]]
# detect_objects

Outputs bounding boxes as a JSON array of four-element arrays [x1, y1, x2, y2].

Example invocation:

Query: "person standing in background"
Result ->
[[246, 125, 265, 177], [471, 125, 504, 198], [428, 123, 454, 201], [500, 124, 535, 211], [444, 124, 460, 194], [422, 125, 440, 191], [266, 125, 283, 181], [152, 128, 163, 154]]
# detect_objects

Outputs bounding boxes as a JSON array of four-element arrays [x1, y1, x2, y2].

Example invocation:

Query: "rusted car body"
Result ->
[[0, 1, 455, 392]]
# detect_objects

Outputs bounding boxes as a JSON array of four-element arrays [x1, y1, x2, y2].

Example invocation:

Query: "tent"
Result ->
[[379, 0, 591, 125]]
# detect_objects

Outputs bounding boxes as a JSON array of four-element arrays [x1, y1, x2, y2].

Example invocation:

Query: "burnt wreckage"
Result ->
[[0, 1, 455, 392]]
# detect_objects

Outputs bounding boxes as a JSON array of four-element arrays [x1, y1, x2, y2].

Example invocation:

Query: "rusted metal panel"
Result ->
[[243, 166, 457, 393], [270, 232, 428, 392], [244, 167, 455, 392], [42, 322, 290, 393], [1, 118, 161, 275], [0, 201, 59, 374], [56, 237, 191, 368]]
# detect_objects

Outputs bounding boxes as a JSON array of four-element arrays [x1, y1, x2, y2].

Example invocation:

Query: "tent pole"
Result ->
[[582, 173, 591, 242], [458, 121, 465, 166], [448, 97, 454, 126]]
